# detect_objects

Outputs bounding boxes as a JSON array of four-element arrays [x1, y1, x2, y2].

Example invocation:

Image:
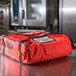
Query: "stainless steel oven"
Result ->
[[11, 0, 52, 28], [0, 6, 9, 35]]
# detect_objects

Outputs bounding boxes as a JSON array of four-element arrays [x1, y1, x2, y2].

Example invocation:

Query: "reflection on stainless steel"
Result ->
[[25, 0, 47, 27], [0, 54, 72, 76], [62, 8, 76, 12], [27, 2, 42, 19], [26, 0, 46, 20], [0, 6, 9, 34], [59, 0, 76, 42], [11, 0, 23, 26]]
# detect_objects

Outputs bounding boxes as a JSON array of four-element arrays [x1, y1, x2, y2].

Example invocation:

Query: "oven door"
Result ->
[[23, 0, 46, 27]]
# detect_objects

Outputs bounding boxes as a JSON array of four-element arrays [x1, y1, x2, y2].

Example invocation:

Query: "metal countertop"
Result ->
[[0, 50, 76, 76]]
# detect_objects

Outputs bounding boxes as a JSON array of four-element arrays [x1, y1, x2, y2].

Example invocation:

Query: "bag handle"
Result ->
[[23, 32, 49, 37], [21, 32, 49, 42]]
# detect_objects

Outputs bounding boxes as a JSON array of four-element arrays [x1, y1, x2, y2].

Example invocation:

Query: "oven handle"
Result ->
[[22, 10, 25, 19]]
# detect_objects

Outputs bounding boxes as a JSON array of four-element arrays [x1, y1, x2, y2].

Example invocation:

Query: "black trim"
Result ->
[[68, 36, 76, 49], [3, 37, 5, 55], [21, 38, 30, 42], [23, 43, 30, 64], [20, 42, 22, 62]]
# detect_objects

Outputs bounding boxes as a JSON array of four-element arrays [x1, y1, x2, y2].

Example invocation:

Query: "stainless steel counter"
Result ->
[[0, 50, 76, 76]]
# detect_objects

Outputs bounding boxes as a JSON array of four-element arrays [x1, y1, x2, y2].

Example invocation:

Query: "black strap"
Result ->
[[3, 37, 5, 55], [20, 42, 22, 62], [20, 41, 30, 64], [69, 37, 76, 49], [65, 34, 76, 49], [23, 42, 30, 64], [23, 32, 43, 36], [21, 38, 30, 42]]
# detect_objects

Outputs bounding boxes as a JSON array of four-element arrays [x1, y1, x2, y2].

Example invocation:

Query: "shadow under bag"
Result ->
[[0, 32, 75, 64]]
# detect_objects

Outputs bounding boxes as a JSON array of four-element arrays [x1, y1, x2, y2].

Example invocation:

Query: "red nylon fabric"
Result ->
[[0, 32, 74, 64]]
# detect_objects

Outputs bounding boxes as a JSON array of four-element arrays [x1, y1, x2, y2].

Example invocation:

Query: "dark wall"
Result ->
[[0, 0, 10, 4]]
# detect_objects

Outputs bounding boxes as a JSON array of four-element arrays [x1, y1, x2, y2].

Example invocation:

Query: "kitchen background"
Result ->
[[0, 0, 76, 43]]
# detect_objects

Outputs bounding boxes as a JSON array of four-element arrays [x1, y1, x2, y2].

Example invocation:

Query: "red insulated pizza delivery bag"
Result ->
[[0, 32, 74, 64]]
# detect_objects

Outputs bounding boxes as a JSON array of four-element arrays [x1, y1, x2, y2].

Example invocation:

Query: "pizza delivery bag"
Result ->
[[0, 32, 74, 64]]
